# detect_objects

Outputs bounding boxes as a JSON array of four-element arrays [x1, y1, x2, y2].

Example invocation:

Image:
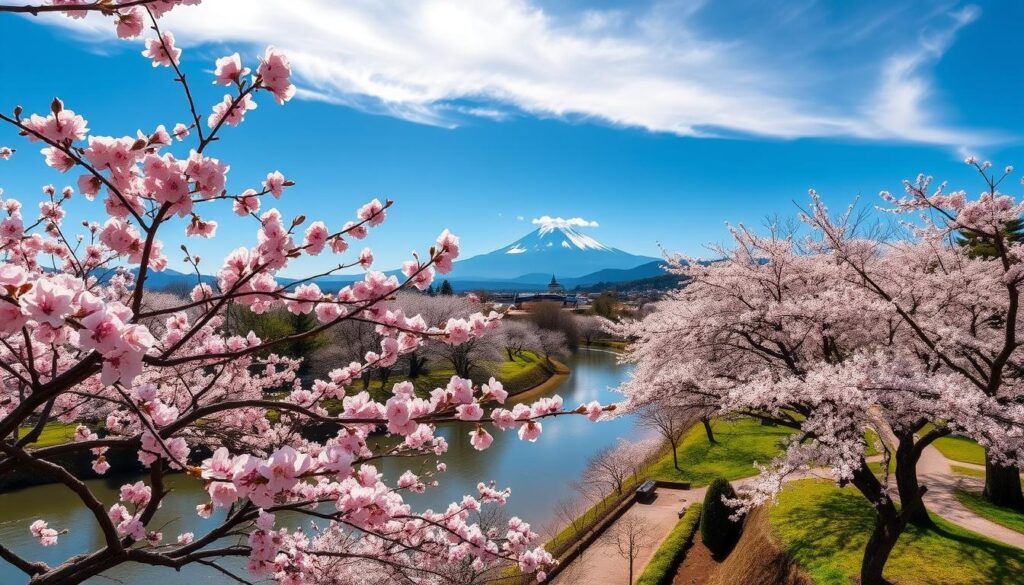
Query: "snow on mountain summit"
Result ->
[[451, 225, 657, 280], [502, 225, 612, 254]]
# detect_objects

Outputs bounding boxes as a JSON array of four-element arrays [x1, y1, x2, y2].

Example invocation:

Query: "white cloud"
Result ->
[[24, 0, 993, 146], [532, 215, 599, 229], [866, 5, 993, 147]]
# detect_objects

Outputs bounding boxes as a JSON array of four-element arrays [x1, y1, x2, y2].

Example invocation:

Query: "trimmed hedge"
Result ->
[[636, 503, 703, 585], [701, 478, 743, 557]]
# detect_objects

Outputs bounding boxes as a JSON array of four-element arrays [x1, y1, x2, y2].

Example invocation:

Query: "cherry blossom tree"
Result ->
[[805, 161, 1024, 511], [617, 206, 1024, 584], [0, 3, 612, 583]]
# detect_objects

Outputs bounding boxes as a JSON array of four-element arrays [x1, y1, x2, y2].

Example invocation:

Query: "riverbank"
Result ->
[[0, 349, 639, 585], [507, 357, 570, 402]]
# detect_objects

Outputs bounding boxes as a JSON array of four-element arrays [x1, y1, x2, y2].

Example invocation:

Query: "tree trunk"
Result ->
[[984, 451, 1024, 510], [671, 442, 680, 471], [860, 514, 900, 585], [408, 354, 425, 378], [850, 459, 905, 585], [894, 433, 932, 527], [702, 418, 717, 444]]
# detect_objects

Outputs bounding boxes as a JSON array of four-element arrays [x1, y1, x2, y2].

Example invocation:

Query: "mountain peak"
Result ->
[[504, 225, 612, 255], [451, 225, 657, 280]]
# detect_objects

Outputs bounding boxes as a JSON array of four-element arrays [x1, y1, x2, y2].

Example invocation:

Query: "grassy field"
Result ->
[[647, 418, 793, 485], [16, 422, 80, 448], [326, 351, 553, 408], [770, 479, 1024, 585], [932, 434, 986, 466], [954, 489, 1024, 535], [951, 464, 986, 478]]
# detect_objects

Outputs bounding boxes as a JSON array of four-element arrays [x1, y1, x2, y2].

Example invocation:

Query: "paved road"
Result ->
[[554, 488, 704, 585], [916, 445, 1024, 548]]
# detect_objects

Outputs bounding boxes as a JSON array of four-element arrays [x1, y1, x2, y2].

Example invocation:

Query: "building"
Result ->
[[547, 274, 564, 293], [509, 275, 578, 309]]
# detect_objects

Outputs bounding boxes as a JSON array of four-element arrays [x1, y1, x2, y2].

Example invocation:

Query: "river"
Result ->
[[0, 348, 640, 584]]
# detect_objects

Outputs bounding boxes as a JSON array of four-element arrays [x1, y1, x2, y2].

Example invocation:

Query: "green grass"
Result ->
[[951, 464, 986, 478], [954, 488, 1024, 535], [770, 479, 1024, 585], [933, 434, 986, 466], [637, 504, 703, 585], [324, 352, 551, 410], [647, 418, 793, 486], [864, 429, 881, 457], [588, 338, 629, 352], [17, 422, 80, 448]]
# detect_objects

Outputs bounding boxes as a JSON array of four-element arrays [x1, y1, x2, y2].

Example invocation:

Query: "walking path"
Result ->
[[915, 444, 1024, 548], [554, 488, 704, 585], [870, 420, 1024, 548]]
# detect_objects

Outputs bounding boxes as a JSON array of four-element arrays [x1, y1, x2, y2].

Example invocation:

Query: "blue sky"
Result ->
[[1, 0, 1022, 276]]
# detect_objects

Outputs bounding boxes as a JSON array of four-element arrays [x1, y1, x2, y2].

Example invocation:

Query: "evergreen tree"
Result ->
[[958, 218, 1024, 258], [439, 279, 454, 296]]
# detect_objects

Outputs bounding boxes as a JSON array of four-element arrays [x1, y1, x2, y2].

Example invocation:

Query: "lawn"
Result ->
[[951, 465, 986, 478], [770, 479, 1024, 585], [954, 489, 1024, 535], [932, 434, 986, 466], [647, 418, 793, 486], [325, 351, 552, 409], [17, 422, 80, 448]]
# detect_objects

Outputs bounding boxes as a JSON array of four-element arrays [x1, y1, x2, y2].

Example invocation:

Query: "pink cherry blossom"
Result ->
[[142, 32, 181, 67], [469, 428, 494, 451], [115, 8, 144, 39], [213, 52, 249, 85], [257, 47, 295, 104], [29, 520, 59, 546]]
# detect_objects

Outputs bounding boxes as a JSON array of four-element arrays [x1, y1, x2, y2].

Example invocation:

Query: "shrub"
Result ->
[[637, 504, 703, 585], [700, 478, 744, 557]]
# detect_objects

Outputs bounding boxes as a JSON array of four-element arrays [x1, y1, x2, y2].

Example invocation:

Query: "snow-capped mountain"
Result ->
[[451, 225, 659, 280]]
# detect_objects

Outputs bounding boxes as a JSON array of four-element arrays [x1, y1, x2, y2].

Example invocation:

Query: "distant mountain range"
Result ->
[[141, 225, 665, 293]]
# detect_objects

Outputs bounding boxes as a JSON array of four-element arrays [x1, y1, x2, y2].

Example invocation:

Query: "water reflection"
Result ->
[[0, 348, 638, 584]]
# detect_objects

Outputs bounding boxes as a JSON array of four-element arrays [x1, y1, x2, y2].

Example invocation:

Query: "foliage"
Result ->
[[771, 480, 1024, 585], [701, 478, 743, 557], [954, 489, 1024, 535], [636, 504, 702, 585], [528, 301, 579, 351], [438, 279, 454, 296], [590, 292, 618, 320]]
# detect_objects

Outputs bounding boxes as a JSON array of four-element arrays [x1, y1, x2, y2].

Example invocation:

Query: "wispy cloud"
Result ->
[[866, 5, 992, 146], [25, 0, 993, 147], [532, 216, 599, 229]]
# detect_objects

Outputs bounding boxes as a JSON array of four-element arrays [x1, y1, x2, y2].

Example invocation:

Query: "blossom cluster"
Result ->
[[0, 2, 610, 583]]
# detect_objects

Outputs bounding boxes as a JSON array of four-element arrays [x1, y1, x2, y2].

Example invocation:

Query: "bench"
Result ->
[[636, 480, 657, 500]]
